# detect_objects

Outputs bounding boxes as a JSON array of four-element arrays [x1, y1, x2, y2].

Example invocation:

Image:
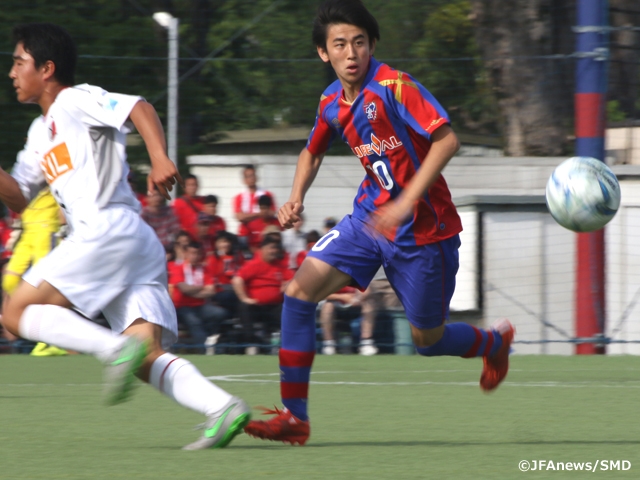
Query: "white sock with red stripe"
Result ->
[[149, 353, 232, 416]]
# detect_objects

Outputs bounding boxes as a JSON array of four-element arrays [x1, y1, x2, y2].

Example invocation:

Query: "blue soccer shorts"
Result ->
[[307, 215, 460, 330]]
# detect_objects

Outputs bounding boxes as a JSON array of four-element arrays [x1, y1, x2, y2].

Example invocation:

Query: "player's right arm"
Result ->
[[278, 148, 324, 229]]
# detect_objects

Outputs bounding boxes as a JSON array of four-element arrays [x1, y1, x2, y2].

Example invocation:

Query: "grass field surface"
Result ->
[[1, 354, 639, 479]]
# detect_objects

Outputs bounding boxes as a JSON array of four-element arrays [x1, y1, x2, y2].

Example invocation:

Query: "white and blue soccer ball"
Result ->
[[545, 156, 621, 232]]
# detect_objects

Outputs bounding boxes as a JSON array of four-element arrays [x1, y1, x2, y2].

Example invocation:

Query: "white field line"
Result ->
[[3, 370, 640, 388], [204, 374, 640, 388]]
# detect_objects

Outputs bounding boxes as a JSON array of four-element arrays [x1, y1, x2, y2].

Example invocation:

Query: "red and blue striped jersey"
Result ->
[[306, 57, 462, 246]]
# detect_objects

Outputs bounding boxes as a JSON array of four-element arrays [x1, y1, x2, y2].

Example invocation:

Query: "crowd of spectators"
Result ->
[[0, 166, 402, 356]]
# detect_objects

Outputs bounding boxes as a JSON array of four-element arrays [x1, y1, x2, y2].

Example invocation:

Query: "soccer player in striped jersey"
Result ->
[[244, 0, 515, 446]]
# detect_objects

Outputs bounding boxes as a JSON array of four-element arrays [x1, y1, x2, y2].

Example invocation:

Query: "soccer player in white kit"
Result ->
[[1, 22, 250, 450]]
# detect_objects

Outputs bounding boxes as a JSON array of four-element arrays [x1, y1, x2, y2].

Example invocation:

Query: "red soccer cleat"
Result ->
[[244, 406, 310, 445], [480, 319, 515, 392]]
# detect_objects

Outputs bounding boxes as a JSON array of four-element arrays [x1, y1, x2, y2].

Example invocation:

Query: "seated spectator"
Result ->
[[231, 233, 293, 354], [172, 174, 204, 240], [141, 189, 180, 250], [323, 216, 337, 234], [261, 226, 291, 268], [172, 230, 193, 266], [202, 195, 227, 239], [245, 195, 281, 254], [194, 213, 216, 257], [233, 165, 276, 244], [281, 213, 307, 270], [206, 231, 244, 316], [295, 230, 321, 269], [318, 285, 377, 356], [128, 170, 147, 207], [168, 241, 229, 353]]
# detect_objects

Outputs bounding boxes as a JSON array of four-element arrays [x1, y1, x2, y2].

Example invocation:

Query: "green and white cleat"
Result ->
[[103, 336, 148, 406], [183, 397, 251, 450]]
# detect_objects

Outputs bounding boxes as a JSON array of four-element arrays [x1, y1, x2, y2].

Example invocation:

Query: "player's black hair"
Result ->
[[204, 194, 218, 205], [12, 23, 77, 86], [258, 194, 273, 208], [312, 0, 380, 49]]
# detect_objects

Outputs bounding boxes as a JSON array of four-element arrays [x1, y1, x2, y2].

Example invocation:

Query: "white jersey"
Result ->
[[12, 84, 141, 235]]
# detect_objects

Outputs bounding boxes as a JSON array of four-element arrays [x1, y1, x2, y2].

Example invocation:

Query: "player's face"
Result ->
[[9, 43, 48, 104], [317, 24, 376, 92]]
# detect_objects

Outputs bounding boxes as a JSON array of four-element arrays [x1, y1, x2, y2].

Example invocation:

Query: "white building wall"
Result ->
[[187, 154, 640, 355]]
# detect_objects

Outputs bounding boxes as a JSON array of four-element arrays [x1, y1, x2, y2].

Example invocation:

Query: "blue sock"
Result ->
[[416, 323, 503, 358], [279, 295, 317, 421]]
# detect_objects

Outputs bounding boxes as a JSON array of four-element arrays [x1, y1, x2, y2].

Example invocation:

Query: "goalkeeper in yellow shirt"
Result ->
[[3, 186, 66, 356]]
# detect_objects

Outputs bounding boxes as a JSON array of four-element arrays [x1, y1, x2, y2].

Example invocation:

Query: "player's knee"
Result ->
[[284, 280, 308, 301], [0, 302, 22, 336], [2, 272, 21, 296], [137, 347, 165, 383], [411, 324, 445, 351]]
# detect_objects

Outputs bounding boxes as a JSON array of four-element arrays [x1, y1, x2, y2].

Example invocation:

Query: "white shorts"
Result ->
[[23, 207, 178, 348]]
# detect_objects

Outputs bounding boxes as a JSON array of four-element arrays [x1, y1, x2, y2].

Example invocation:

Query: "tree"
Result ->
[[471, 0, 575, 156]]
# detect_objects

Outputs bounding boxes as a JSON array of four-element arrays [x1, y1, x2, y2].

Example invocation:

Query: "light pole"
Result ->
[[153, 12, 179, 200]]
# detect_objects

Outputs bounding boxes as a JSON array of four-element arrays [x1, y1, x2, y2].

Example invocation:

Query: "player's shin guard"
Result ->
[[279, 294, 317, 422], [415, 323, 503, 358]]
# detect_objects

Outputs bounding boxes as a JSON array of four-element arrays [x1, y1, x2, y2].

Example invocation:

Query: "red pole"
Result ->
[[575, 231, 606, 354], [574, 0, 608, 354]]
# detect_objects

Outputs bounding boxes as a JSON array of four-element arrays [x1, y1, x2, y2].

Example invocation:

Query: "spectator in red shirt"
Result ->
[[233, 165, 276, 242], [295, 230, 321, 269], [194, 213, 217, 258], [206, 231, 243, 316], [245, 195, 282, 254], [171, 230, 191, 265], [232, 233, 293, 353], [141, 189, 180, 250], [202, 195, 227, 239], [172, 174, 204, 240], [168, 241, 229, 353]]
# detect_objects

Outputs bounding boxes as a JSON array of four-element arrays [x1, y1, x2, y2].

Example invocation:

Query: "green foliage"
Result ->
[[0, 0, 501, 172], [411, 0, 499, 134], [607, 100, 627, 123]]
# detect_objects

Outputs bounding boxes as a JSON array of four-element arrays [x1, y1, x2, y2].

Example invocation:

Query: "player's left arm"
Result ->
[[371, 125, 459, 235], [128, 100, 183, 200]]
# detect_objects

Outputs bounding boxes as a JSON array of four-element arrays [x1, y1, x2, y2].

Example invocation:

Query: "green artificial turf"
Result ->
[[1, 354, 639, 479]]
